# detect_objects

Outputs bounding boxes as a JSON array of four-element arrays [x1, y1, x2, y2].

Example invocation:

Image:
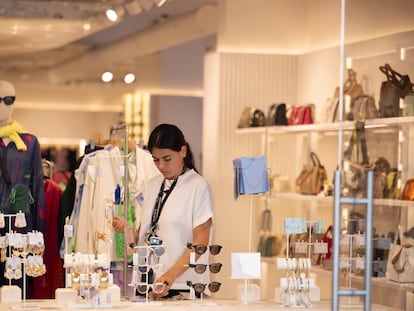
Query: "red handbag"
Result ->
[[288, 105, 314, 125], [316, 225, 333, 266]]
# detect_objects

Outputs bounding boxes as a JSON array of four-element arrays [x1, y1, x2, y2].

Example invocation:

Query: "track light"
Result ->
[[124, 73, 136, 84], [102, 72, 113, 82], [105, 6, 125, 22], [105, 9, 118, 22]]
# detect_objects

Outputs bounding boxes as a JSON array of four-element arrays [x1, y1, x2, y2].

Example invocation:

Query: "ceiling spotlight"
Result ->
[[102, 71, 114, 83], [124, 73, 136, 84], [83, 23, 91, 31], [106, 9, 118, 22]]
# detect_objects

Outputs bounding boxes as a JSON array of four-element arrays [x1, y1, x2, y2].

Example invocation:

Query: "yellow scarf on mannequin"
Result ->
[[0, 120, 28, 151]]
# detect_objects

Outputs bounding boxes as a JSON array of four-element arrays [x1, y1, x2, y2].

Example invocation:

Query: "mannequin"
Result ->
[[0, 80, 46, 287]]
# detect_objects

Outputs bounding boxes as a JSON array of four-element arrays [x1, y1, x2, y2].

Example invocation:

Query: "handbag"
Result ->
[[233, 155, 269, 199], [378, 64, 414, 118], [400, 178, 414, 200], [295, 152, 327, 195], [386, 227, 414, 283], [341, 121, 370, 198], [237, 107, 266, 128], [350, 95, 380, 121], [257, 208, 286, 257], [288, 104, 314, 125], [266, 103, 288, 126], [315, 225, 333, 268], [327, 69, 364, 123]]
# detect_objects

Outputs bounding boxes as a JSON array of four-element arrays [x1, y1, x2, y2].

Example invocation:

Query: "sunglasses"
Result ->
[[186, 280, 221, 294], [186, 243, 222, 255], [136, 263, 164, 275], [136, 282, 167, 295], [0, 96, 15, 106], [188, 263, 223, 274], [136, 245, 165, 257]]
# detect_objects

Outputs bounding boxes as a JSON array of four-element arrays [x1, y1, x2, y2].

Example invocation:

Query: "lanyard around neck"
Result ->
[[150, 178, 178, 229], [150, 165, 187, 230]]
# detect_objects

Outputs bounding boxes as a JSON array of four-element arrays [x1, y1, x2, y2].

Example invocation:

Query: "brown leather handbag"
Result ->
[[401, 179, 414, 200]]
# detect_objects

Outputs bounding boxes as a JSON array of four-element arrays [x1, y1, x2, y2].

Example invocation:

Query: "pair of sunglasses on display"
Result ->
[[186, 243, 222, 255], [186, 280, 221, 294], [136, 282, 168, 295], [137, 264, 163, 275], [136, 245, 165, 257], [0, 96, 15, 106], [188, 263, 223, 274]]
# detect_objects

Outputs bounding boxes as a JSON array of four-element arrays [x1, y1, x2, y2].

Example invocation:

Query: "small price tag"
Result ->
[[313, 242, 328, 254], [355, 257, 365, 270], [294, 242, 308, 254], [312, 220, 325, 234], [64, 224, 74, 238], [284, 218, 306, 234], [354, 233, 365, 246]]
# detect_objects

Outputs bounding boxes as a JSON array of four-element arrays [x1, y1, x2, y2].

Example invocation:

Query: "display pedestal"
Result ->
[[236, 283, 260, 303], [98, 285, 121, 302], [55, 288, 77, 305], [0, 285, 21, 303]]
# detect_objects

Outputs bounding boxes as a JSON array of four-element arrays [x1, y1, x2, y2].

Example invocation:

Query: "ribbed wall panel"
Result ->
[[204, 52, 298, 299]]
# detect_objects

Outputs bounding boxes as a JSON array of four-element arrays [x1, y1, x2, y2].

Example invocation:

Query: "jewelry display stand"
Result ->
[[339, 230, 365, 307], [0, 214, 47, 310], [0, 214, 21, 304], [274, 218, 326, 307], [232, 157, 270, 303], [56, 204, 120, 308]]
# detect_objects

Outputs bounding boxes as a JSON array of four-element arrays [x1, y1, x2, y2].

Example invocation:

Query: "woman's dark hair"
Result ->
[[147, 123, 196, 171]]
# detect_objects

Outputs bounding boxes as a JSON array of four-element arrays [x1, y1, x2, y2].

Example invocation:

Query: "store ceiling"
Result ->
[[0, 0, 217, 84]]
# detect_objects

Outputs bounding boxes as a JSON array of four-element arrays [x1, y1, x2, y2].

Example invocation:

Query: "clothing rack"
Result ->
[[109, 123, 130, 299]]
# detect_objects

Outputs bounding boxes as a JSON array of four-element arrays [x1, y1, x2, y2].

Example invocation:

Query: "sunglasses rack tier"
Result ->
[[185, 243, 223, 301], [130, 244, 166, 303]]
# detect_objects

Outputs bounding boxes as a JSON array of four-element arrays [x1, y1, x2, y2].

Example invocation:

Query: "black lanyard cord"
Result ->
[[150, 165, 187, 230], [150, 178, 177, 229]]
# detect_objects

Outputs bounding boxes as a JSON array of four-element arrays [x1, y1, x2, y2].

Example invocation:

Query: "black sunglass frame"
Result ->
[[0, 96, 15, 106], [186, 243, 222, 255], [186, 280, 221, 293], [188, 262, 223, 274]]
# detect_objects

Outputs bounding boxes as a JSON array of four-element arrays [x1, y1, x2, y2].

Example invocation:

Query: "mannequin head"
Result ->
[[0, 80, 16, 127]]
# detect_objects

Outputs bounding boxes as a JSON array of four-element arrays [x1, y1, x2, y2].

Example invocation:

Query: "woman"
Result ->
[[113, 123, 214, 299]]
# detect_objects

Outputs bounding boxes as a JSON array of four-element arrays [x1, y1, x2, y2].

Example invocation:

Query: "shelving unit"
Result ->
[[236, 116, 414, 309]]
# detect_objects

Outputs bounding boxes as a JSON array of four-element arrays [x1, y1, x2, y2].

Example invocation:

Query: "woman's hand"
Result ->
[[112, 215, 130, 233], [149, 275, 175, 299]]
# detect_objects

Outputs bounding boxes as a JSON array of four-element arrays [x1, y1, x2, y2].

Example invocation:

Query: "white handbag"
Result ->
[[386, 241, 414, 283]]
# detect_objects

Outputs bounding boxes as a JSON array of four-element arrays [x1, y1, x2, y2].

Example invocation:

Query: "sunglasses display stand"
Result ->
[[129, 245, 165, 305], [186, 245, 223, 305]]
